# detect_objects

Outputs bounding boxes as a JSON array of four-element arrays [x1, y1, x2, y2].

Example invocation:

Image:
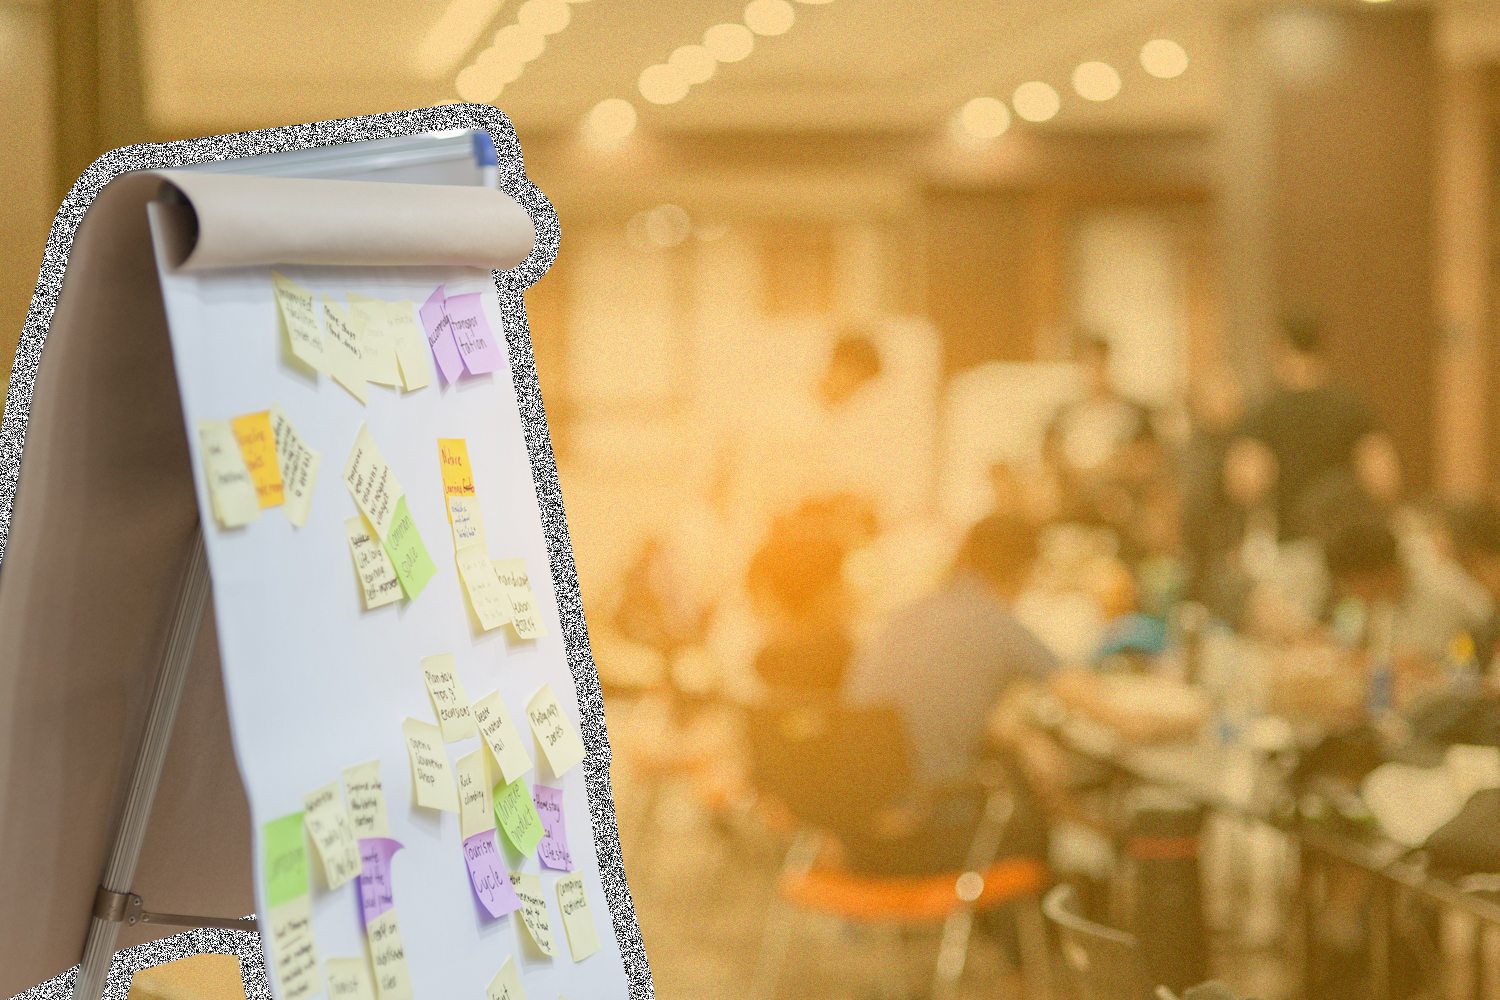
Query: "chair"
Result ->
[[1044, 882, 1159, 1000], [746, 701, 1050, 1000], [126, 954, 247, 1000]]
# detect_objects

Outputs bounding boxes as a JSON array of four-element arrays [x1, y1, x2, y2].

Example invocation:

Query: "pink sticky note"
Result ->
[[358, 838, 403, 928], [532, 784, 573, 871], [464, 830, 522, 918], [443, 292, 504, 376], [419, 286, 465, 385]]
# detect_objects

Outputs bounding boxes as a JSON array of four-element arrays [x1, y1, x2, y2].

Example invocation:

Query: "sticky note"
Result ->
[[420, 285, 465, 385], [486, 957, 529, 1000], [556, 872, 603, 962], [387, 300, 431, 391], [325, 957, 376, 1000], [509, 871, 559, 957], [269, 403, 320, 527], [272, 271, 325, 374], [348, 293, 402, 387], [263, 812, 309, 909], [347, 516, 402, 610], [230, 410, 284, 508], [422, 652, 477, 742], [533, 784, 572, 871], [342, 760, 390, 839], [357, 837, 403, 929], [494, 558, 548, 639], [438, 438, 476, 498], [321, 294, 370, 404], [303, 781, 361, 890], [494, 775, 545, 857], [527, 684, 586, 777], [343, 424, 402, 541], [402, 718, 459, 812], [199, 420, 261, 528], [384, 497, 436, 600], [448, 495, 487, 551], [458, 545, 512, 631], [267, 895, 321, 1000], [444, 291, 505, 375], [367, 908, 414, 1000], [473, 690, 533, 785], [464, 831, 522, 918], [456, 747, 495, 840]]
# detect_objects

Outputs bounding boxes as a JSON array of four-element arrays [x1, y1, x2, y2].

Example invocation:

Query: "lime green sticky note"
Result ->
[[493, 776, 544, 857], [263, 812, 309, 909], [382, 495, 436, 600]]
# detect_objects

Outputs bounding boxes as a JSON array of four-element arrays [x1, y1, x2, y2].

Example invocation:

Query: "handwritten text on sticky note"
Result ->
[[367, 908, 414, 1000], [533, 784, 573, 871], [402, 718, 459, 812], [494, 775, 545, 857], [527, 683, 586, 777], [342, 760, 390, 840], [199, 419, 261, 528], [272, 271, 325, 374], [422, 652, 477, 742], [420, 286, 464, 385], [556, 871, 603, 962], [464, 831, 522, 919], [458, 545, 512, 631], [456, 747, 495, 840], [357, 837, 403, 929], [473, 690, 533, 786], [231, 410, 284, 508], [268, 895, 321, 1000], [444, 291, 504, 375], [303, 781, 361, 890], [269, 403, 319, 527], [346, 516, 402, 610], [508, 871, 559, 957]]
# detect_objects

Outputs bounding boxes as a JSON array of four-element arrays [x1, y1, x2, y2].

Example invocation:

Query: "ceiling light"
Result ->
[[1013, 81, 1060, 122], [704, 23, 755, 62], [1072, 61, 1121, 101], [639, 64, 691, 104], [416, 0, 503, 80], [493, 23, 546, 62], [455, 64, 504, 103], [669, 44, 717, 84], [1140, 39, 1188, 78], [475, 46, 525, 84], [959, 97, 1010, 139], [645, 205, 692, 248], [517, 0, 571, 35], [585, 98, 637, 147], [744, 0, 795, 35]]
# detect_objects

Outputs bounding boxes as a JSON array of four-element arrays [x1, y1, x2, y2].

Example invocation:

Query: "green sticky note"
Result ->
[[263, 812, 309, 909], [382, 495, 436, 600], [493, 776, 545, 857]]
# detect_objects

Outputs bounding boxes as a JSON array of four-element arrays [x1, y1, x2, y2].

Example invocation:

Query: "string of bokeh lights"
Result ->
[[453, 0, 590, 105]]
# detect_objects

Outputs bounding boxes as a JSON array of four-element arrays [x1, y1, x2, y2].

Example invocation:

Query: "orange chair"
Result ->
[[126, 954, 247, 1000]]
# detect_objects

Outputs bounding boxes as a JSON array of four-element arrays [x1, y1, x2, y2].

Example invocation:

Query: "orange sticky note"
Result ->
[[231, 410, 285, 508], [438, 439, 475, 501]]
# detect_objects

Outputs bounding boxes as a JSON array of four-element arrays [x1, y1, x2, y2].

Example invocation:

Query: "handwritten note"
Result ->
[[325, 958, 375, 1000], [419, 286, 464, 385], [342, 760, 390, 839], [272, 271, 325, 374], [486, 957, 529, 1000], [303, 781, 361, 890], [230, 411, 284, 508], [384, 497, 436, 600], [402, 718, 459, 812], [527, 683, 586, 777], [343, 424, 402, 541], [456, 747, 495, 840], [464, 830, 522, 918], [387, 300, 431, 391], [367, 908, 414, 1000], [473, 690, 533, 785], [494, 775, 545, 857], [321, 294, 370, 404], [348, 293, 402, 387], [357, 837, 403, 928], [263, 812, 309, 909], [509, 871, 559, 957], [421, 653, 477, 742], [458, 545, 512, 631], [199, 420, 261, 528], [269, 403, 320, 527], [532, 784, 573, 871], [268, 895, 322, 1000], [556, 872, 603, 962], [438, 438, 476, 498], [448, 495, 487, 551], [494, 558, 547, 639], [444, 291, 504, 375], [346, 516, 402, 610]]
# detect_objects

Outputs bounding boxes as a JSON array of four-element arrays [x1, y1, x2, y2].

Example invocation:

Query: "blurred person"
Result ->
[[1181, 366, 1252, 608], [1447, 502, 1500, 677]]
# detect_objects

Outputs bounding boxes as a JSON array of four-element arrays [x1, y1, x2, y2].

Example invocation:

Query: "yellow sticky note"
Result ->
[[198, 419, 261, 528], [485, 957, 529, 1000], [321, 294, 370, 405], [267, 895, 322, 1000], [526, 683, 586, 777], [325, 957, 376, 1000], [342, 760, 390, 840], [272, 271, 325, 375], [343, 424, 402, 541], [231, 410, 284, 508], [509, 871, 559, 957], [456, 747, 496, 840], [367, 908, 414, 1000], [401, 718, 459, 812], [448, 495, 487, 551], [457, 544, 513, 631], [346, 516, 402, 610], [556, 872, 603, 962], [303, 781, 361, 891], [387, 300, 431, 392], [269, 403, 320, 527], [438, 438, 476, 499], [472, 690, 534, 786], [348, 293, 402, 387], [421, 652, 477, 742], [494, 558, 548, 639]]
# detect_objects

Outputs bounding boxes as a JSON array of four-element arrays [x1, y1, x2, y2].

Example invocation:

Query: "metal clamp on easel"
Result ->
[[92, 886, 257, 934]]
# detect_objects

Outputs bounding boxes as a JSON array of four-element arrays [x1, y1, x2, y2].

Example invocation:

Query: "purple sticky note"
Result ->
[[443, 292, 504, 376], [358, 838, 403, 928], [419, 286, 465, 385], [532, 784, 573, 871], [464, 830, 522, 918]]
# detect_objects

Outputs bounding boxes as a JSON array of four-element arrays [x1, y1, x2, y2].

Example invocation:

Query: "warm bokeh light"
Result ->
[[639, 63, 691, 105], [1013, 80, 1060, 122], [645, 204, 692, 248], [1072, 61, 1121, 101], [669, 44, 717, 85], [454, 64, 503, 103], [1140, 38, 1189, 78], [517, 0, 571, 35], [704, 22, 755, 62], [415, 0, 503, 80], [744, 0, 795, 37], [959, 96, 1010, 139], [493, 23, 546, 62], [474, 46, 524, 84], [583, 97, 637, 147]]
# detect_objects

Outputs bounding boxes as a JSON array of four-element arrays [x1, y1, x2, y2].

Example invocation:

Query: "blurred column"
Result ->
[[1221, 7, 1438, 490], [52, 0, 147, 201]]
